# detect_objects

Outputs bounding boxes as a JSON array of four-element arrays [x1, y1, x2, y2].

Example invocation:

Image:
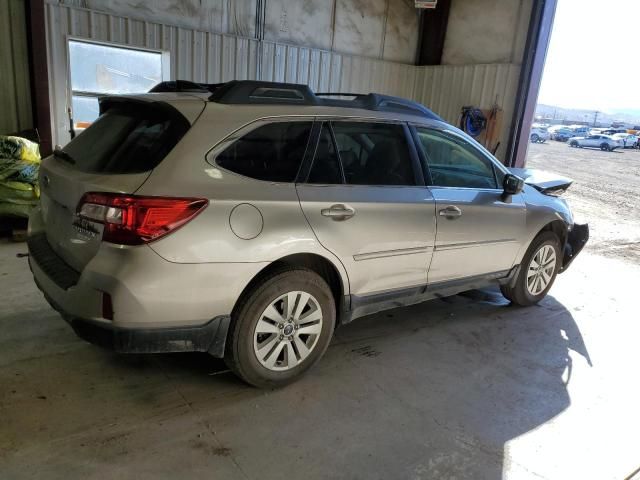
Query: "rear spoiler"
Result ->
[[508, 168, 573, 196]]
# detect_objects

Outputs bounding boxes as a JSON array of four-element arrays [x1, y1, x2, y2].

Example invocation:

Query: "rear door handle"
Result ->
[[321, 204, 355, 221], [439, 206, 462, 218]]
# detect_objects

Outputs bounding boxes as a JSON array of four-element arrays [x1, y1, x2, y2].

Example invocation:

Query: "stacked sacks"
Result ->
[[0, 136, 41, 218]]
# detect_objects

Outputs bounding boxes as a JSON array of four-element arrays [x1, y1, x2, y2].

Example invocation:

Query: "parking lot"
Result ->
[[527, 140, 640, 264], [1, 140, 639, 479]]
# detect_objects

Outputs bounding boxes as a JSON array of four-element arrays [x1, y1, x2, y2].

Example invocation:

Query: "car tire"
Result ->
[[531, 134, 539, 143], [570, 141, 578, 147], [600, 143, 610, 151], [224, 267, 336, 388], [500, 231, 562, 307]]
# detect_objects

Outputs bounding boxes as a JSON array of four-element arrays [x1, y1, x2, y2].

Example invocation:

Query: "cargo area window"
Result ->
[[216, 122, 313, 183], [68, 40, 168, 130]]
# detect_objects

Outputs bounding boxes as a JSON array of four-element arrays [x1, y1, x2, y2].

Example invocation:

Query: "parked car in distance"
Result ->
[[548, 126, 575, 142], [27, 80, 589, 388], [568, 134, 623, 151], [530, 126, 550, 143], [612, 133, 638, 148]]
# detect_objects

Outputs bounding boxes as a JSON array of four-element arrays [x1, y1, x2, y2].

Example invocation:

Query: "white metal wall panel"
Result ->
[[45, 1, 263, 144], [414, 63, 521, 160], [0, 0, 33, 134], [44, 1, 519, 161]]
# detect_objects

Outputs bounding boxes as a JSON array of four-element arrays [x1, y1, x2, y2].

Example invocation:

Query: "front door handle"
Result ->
[[439, 206, 462, 218], [321, 204, 356, 221]]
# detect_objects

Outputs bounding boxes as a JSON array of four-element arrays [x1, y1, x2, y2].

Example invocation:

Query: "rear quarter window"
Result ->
[[62, 101, 190, 174], [215, 122, 312, 182]]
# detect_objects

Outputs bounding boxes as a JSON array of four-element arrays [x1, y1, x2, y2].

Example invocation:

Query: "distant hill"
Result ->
[[535, 104, 640, 128]]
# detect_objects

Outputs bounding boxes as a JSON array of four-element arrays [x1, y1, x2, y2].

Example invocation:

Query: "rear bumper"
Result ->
[[28, 250, 232, 356], [561, 223, 589, 272], [69, 315, 230, 356]]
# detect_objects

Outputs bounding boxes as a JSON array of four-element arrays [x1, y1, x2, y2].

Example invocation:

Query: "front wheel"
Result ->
[[224, 268, 336, 388], [531, 134, 540, 143], [501, 232, 561, 306], [570, 141, 579, 147], [600, 143, 611, 151]]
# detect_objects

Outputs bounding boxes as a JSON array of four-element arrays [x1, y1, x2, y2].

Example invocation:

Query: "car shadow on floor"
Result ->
[[106, 287, 591, 479]]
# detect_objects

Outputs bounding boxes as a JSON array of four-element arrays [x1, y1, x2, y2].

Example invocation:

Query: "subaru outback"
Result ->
[[28, 80, 588, 388]]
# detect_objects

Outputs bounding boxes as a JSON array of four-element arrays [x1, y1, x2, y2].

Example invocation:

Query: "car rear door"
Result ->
[[296, 120, 436, 297], [411, 125, 526, 284]]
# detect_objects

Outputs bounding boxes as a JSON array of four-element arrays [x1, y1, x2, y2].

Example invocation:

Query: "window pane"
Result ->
[[216, 122, 312, 182], [332, 122, 416, 186], [307, 124, 343, 184], [63, 103, 190, 174], [71, 95, 100, 125], [416, 129, 497, 189], [69, 40, 163, 94]]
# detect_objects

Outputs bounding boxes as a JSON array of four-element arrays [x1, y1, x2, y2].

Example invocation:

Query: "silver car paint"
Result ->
[[29, 94, 575, 331]]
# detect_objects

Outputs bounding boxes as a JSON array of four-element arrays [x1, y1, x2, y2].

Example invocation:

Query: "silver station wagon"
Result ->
[[28, 80, 588, 387]]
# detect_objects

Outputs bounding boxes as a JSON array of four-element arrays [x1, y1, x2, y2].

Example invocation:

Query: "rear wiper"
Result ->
[[53, 146, 76, 165]]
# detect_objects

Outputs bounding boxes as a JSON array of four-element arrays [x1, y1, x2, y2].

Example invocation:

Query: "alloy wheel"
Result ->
[[253, 291, 323, 371], [526, 245, 557, 296]]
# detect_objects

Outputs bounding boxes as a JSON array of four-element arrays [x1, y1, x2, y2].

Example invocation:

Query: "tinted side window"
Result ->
[[416, 128, 497, 189], [332, 122, 417, 186], [216, 122, 312, 182], [307, 123, 343, 184]]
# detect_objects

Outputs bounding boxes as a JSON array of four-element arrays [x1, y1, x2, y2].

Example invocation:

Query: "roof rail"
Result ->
[[148, 80, 441, 120]]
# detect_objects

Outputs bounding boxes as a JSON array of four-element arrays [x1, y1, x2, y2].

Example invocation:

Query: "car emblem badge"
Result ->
[[72, 216, 99, 240]]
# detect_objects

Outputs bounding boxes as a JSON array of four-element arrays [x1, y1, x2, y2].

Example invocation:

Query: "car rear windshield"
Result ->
[[62, 101, 190, 174]]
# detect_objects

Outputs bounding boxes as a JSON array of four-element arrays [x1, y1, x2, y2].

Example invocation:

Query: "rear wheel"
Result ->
[[501, 231, 561, 306], [600, 143, 610, 151], [224, 268, 336, 388]]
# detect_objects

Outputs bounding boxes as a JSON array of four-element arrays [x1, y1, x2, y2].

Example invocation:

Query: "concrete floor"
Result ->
[[1, 237, 639, 479]]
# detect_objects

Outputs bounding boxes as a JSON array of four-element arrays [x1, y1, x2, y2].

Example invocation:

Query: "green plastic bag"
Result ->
[[0, 136, 40, 162], [0, 202, 33, 218], [0, 181, 40, 204], [0, 157, 39, 184]]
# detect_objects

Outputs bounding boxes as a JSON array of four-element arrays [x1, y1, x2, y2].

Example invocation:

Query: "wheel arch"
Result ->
[[516, 219, 569, 265], [231, 252, 349, 326]]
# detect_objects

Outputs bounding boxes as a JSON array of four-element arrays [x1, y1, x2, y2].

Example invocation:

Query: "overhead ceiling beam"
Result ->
[[415, 0, 451, 66]]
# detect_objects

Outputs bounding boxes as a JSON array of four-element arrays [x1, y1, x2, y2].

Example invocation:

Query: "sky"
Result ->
[[537, 0, 640, 113]]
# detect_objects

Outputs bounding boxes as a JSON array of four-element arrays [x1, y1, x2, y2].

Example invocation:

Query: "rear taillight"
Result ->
[[77, 193, 208, 245]]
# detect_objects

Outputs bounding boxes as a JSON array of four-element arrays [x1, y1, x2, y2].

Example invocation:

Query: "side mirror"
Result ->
[[503, 173, 525, 195]]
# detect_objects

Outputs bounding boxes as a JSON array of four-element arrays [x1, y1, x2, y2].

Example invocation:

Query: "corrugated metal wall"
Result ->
[[414, 64, 521, 159], [45, 1, 418, 145], [45, 1, 520, 161], [0, 0, 33, 135]]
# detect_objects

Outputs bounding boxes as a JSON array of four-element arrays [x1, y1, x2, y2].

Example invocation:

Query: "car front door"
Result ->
[[412, 126, 527, 284], [296, 120, 436, 298]]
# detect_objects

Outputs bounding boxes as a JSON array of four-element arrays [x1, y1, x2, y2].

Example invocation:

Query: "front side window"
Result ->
[[216, 122, 312, 182], [415, 128, 498, 189], [331, 122, 417, 186]]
